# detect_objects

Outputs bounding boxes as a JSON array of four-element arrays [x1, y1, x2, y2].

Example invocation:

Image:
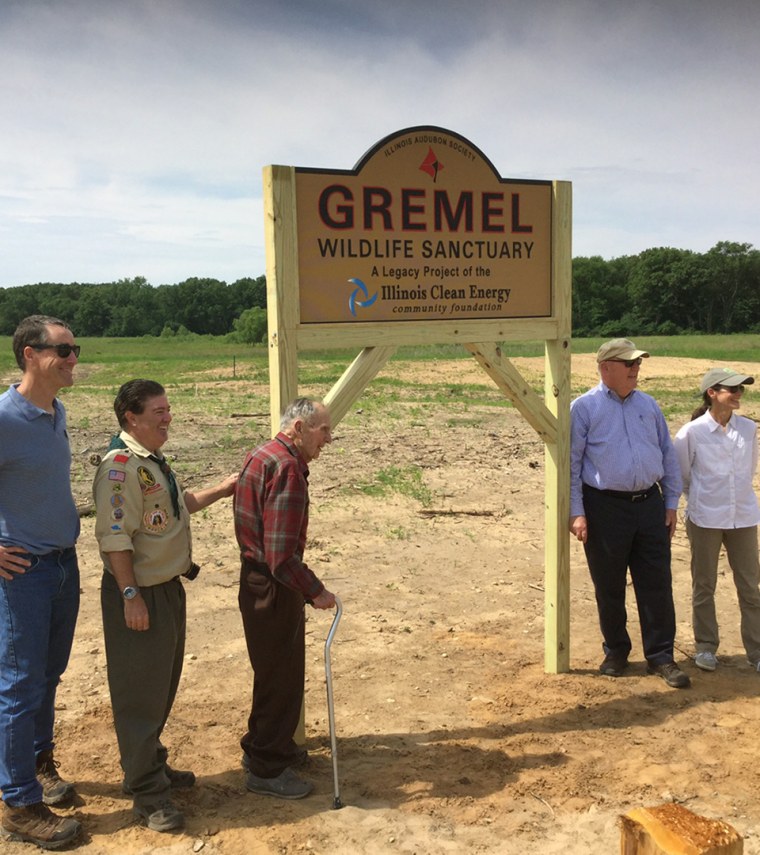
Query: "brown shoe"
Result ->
[[133, 798, 184, 832], [648, 660, 691, 689], [36, 750, 75, 806], [1, 801, 81, 849]]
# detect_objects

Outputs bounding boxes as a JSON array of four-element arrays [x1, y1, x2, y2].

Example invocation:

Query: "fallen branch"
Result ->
[[529, 791, 555, 817], [417, 509, 495, 517]]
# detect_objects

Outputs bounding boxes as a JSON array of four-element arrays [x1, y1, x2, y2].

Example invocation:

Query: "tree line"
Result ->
[[0, 276, 267, 339], [573, 241, 760, 337], [1, 241, 758, 340]]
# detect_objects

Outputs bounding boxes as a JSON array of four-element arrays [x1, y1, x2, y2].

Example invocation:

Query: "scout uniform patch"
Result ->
[[144, 506, 168, 532], [137, 466, 157, 489]]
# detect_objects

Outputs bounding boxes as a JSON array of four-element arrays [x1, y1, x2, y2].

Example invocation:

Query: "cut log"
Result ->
[[620, 803, 742, 854]]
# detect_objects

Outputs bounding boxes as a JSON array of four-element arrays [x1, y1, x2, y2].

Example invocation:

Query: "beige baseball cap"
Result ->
[[700, 367, 754, 393], [596, 338, 650, 364]]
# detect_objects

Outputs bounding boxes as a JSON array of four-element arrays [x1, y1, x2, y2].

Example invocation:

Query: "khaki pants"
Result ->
[[686, 519, 760, 663], [101, 571, 186, 806]]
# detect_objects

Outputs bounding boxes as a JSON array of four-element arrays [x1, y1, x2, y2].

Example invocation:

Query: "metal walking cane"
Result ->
[[324, 595, 343, 809]]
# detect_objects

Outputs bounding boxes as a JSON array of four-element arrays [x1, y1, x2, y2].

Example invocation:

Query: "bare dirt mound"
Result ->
[[7, 354, 760, 854]]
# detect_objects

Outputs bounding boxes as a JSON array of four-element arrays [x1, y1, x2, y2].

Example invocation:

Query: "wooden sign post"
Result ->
[[263, 127, 572, 724]]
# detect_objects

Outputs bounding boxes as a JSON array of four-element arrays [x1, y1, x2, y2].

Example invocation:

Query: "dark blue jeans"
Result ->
[[582, 487, 676, 665], [0, 547, 80, 806]]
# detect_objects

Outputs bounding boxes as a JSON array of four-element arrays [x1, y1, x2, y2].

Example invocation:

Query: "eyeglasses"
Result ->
[[714, 384, 744, 394], [608, 357, 642, 367], [31, 343, 81, 359]]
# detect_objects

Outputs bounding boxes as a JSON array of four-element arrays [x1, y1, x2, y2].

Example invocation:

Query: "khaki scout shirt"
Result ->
[[93, 431, 192, 586]]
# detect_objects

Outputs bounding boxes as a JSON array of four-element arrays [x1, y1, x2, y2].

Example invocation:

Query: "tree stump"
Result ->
[[620, 804, 743, 854]]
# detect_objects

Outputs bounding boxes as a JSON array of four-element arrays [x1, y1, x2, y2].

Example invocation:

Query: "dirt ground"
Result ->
[[5, 353, 760, 854]]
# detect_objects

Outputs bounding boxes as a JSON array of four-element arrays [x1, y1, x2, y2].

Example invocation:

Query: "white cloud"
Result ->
[[0, 0, 758, 285]]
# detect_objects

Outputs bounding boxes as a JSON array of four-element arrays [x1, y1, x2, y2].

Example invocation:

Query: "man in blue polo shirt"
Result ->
[[0, 315, 82, 848]]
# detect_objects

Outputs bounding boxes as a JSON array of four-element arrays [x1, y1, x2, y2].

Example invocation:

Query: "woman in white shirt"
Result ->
[[673, 367, 760, 673]]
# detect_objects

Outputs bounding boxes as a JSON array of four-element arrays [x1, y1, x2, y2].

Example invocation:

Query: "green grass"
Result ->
[[0, 335, 268, 386], [2, 333, 759, 380], [1, 333, 758, 429], [351, 464, 433, 507], [394, 333, 755, 362], [566, 334, 760, 362]]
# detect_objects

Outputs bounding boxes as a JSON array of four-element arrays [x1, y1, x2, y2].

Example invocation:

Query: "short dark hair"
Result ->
[[12, 315, 71, 371], [280, 397, 319, 431], [114, 379, 166, 429]]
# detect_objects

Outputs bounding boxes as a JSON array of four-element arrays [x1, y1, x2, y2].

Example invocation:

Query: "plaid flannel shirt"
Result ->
[[233, 432, 324, 600]]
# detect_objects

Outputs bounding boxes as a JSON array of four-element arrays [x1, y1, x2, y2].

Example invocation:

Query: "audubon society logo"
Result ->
[[347, 277, 378, 317]]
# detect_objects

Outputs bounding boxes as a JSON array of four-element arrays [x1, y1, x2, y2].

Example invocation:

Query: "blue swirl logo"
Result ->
[[348, 277, 378, 317]]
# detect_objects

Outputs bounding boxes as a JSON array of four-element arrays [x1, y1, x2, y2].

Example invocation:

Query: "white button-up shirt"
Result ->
[[673, 410, 760, 529]]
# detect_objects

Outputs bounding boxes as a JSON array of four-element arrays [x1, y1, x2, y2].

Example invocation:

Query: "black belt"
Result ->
[[38, 546, 77, 558], [584, 484, 659, 503]]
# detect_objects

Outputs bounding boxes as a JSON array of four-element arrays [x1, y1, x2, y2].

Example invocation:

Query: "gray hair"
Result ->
[[280, 397, 319, 431], [12, 315, 71, 370]]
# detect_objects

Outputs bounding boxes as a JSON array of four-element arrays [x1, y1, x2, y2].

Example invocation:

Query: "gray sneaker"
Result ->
[[695, 651, 718, 671], [242, 749, 308, 772], [133, 799, 185, 832], [245, 767, 313, 800], [1, 801, 81, 849]]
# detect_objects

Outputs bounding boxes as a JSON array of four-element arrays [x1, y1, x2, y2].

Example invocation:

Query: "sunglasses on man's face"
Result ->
[[715, 384, 744, 394], [609, 357, 642, 368], [31, 343, 81, 359]]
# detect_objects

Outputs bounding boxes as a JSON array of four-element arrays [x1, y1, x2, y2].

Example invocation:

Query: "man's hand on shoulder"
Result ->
[[311, 588, 337, 610], [0, 544, 31, 580], [220, 473, 238, 496]]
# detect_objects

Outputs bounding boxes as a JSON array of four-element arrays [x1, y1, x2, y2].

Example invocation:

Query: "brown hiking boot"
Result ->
[[1, 801, 81, 849], [36, 750, 75, 806]]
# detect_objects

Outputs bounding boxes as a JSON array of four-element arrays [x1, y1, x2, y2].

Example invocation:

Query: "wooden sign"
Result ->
[[295, 126, 553, 324]]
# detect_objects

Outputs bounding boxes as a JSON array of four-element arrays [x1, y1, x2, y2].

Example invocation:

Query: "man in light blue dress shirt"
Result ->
[[570, 338, 689, 689]]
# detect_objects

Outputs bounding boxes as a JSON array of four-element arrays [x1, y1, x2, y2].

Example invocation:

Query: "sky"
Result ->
[[1, 0, 758, 288]]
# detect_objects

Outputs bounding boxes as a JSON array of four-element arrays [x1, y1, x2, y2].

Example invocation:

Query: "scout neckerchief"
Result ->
[[107, 435, 181, 519]]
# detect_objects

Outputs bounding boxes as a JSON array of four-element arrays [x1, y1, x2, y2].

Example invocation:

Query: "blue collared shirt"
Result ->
[[0, 384, 80, 553], [570, 381, 682, 517]]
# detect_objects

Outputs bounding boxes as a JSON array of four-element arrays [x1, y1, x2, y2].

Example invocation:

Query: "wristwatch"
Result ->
[[122, 586, 139, 600]]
